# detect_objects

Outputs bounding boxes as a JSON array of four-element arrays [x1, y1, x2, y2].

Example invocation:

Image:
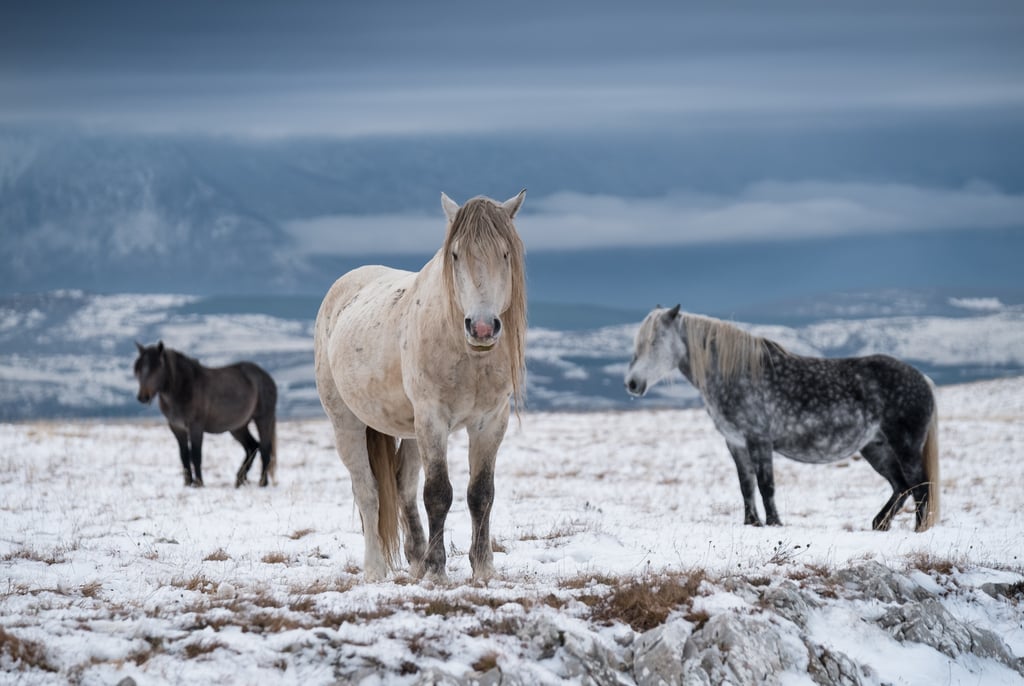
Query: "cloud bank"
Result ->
[[285, 181, 1024, 255]]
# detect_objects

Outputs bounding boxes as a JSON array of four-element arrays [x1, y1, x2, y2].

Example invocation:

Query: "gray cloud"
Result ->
[[3, 2, 1022, 137], [285, 181, 1024, 255]]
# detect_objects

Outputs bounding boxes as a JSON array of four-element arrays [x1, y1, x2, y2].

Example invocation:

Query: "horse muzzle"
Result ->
[[465, 316, 502, 351], [137, 390, 154, 404], [625, 376, 647, 397]]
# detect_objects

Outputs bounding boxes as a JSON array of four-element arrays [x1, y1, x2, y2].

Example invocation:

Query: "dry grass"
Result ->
[[170, 573, 214, 594], [261, 552, 289, 565], [590, 570, 709, 632], [905, 551, 964, 576], [472, 652, 500, 672], [288, 528, 315, 540], [183, 639, 227, 659], [0, 626, 58, 672], [79, 581, 103, 598], [203, 548, 230, 562]]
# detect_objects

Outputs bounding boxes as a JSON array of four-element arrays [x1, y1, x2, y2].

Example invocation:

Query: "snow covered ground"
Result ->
[[1, 377, 1023, 684]]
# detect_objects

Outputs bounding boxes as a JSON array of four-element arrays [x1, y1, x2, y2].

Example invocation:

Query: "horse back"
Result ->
[[191, 361, 274, 432]]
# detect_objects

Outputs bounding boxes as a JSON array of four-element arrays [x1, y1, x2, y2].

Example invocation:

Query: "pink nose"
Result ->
[[473, 321, 493, 338], [465, 316, 501, 341]]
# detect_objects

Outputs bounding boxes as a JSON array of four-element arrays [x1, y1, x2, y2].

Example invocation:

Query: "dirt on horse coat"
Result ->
[[133, 341, 277, 488], [625, 306, 940, 532], [314, 190, 527, 582]]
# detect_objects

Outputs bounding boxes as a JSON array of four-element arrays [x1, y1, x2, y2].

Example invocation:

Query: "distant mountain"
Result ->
[[3, 119, 1024, 296]]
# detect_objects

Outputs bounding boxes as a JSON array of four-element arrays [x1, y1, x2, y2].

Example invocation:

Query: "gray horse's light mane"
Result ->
[[684, 314, 784, 391], [441, 197, 527, 407]]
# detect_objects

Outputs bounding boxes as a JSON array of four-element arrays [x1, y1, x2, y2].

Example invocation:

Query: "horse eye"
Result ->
[[503, 252, 509, 260], [452, 252, 459, 261]]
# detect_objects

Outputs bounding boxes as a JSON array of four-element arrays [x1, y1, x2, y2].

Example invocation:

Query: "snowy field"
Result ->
[[1, 377, 1023, 684]]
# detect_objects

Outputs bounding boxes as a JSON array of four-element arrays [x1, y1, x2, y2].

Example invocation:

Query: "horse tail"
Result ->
[[919, 402, 940, 531], [366, 427, 401, 569], [269, 420, 277, 485]]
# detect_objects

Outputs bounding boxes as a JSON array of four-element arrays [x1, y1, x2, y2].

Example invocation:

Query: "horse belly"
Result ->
[[773, 413, 878, 464]]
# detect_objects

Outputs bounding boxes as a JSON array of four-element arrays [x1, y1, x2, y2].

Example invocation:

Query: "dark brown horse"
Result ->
[[134, 341, 278, 488]]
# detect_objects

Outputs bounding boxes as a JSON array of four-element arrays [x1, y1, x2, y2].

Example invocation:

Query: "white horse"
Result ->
[[314, 190, 527, 581]]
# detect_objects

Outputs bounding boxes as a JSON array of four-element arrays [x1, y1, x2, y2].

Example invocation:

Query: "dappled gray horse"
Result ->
[[625, 306, 939, 532], [134, 341, 277, 488]]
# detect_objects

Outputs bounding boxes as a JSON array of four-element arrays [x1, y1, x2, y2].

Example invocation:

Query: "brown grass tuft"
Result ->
[[261, 552, 289, 565], [170, 573, 213, 593], [472, 652, 500, 672], [80, 581, 103, 598], [204, 548, 230, 562], [183, 639, 227, 659], [591, 570, 708, 632], [289, 528, 315, 540], [905, 551, 961, 575], [0, 626, 58, 672]]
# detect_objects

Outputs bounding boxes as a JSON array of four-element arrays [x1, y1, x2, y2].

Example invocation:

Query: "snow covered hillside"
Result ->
[[1, 377, 1022, 684], [2, 290, 1024, 419]]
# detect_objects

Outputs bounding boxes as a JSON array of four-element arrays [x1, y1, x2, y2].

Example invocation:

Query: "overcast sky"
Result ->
[[3, 1, 1024, 259], [3, 1, 1023, 137]]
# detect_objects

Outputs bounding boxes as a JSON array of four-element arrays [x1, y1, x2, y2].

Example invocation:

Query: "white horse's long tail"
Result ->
[[919, 405, 940, 531], [366, 427, 401, 569]]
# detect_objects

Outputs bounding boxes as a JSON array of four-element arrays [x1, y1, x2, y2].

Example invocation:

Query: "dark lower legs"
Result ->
[[727, 440, 780, 526]]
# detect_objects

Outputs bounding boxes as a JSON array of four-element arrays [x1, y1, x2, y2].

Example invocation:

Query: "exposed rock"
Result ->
[[633, 619, 692, 686], [829, 561, 931, 603], [877, 598, 1024, 675], [681, 612, 809, 685], [517, 615, 627, 684], [805, 643, 880, 686], [981, 580, 1024, 601], [760, 580, 820, 628]]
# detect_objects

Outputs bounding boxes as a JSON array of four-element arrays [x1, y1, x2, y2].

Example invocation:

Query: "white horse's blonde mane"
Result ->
[[684, 314, 783, 391], [441, 197, 527, 407]]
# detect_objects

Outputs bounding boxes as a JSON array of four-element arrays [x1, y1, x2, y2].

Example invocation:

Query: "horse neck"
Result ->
[[676, 315, 697, 384], [161, 350, 198, 400]]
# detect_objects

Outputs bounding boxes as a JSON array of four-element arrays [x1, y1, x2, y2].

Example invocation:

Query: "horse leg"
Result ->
[[747, 438, 782, 526], [230, 427, 259, 488], [253, 414, 276, 487], [861, 439, 911, 531], [396, 439, 426, 576], [887, 431, 933, 533], [170, 425, 193, 486], [465, 406, 509, 581], [333, 423, 391, 580], [416, 421, 453, 581], [188, 427, 205, 487], [726, 441, 763, 526]]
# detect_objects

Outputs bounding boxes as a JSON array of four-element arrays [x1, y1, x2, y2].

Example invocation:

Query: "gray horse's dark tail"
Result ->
[[919, 406, 940, 531], [366, 427, 401, 569]]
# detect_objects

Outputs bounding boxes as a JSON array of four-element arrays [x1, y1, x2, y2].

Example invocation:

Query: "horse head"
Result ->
[[625, 304, 683, 397], [133, 340, 167, 404], [441, 190, 526, 353]]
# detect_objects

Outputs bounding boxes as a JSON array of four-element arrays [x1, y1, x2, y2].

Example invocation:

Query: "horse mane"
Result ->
[[441, 197, 527, 408], [684, 314, 785, 392], [162, 347, 199, 395]]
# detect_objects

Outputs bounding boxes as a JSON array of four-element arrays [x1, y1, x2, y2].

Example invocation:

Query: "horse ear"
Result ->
[[135, 341, 144, 354], [501, 189, 526, 218], [441, 192, 460, 224], [665, 304, 681, 320], [157, 341, 164, 355]]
